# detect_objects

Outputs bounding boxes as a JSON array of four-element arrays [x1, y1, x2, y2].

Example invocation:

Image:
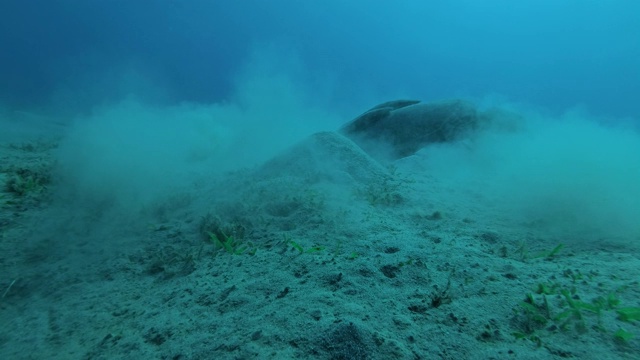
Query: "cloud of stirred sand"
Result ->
[[53, 44, 640, 244], [55, 45, 342, 211], [419, 104, 640, 242]]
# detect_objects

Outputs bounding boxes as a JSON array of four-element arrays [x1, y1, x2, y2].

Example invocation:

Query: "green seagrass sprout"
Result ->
[[207, 231, 255, 255]]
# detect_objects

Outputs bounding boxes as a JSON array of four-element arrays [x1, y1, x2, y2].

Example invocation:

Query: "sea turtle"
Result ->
[[340, 99, 489, 159]]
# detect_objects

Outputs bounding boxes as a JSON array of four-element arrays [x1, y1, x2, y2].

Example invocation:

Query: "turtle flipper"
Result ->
[[366, 99, 420, 112], [340, 107, 392, 134], [341, 100, 421, 134]]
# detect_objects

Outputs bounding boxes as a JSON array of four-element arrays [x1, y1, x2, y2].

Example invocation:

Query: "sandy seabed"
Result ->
[[1, 129, 639, 360]]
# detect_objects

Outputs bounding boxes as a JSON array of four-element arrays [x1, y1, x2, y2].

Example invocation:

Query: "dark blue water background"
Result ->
[[1, 1, 638, 119]]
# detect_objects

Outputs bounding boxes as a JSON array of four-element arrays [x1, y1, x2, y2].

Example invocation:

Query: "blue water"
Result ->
[[1, 0, 639, 119]]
